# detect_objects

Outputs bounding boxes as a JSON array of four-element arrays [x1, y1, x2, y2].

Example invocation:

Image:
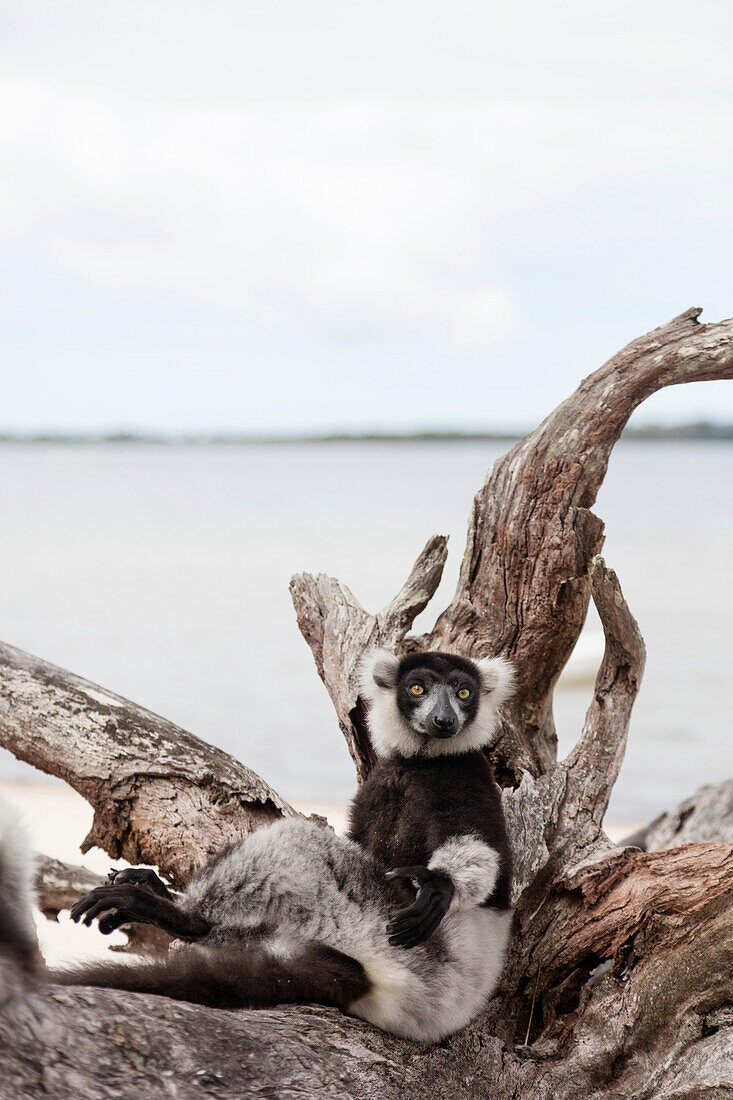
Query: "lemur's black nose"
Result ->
[[432, 713, 456, 732]]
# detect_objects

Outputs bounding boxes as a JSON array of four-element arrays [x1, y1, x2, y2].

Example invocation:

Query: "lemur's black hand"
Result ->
[[70, 879, 211, 941], [68, 867, 177, 935], [105, 866, 173, 899], [71, 883, 144, 933], [385, 866, 454, 949], [70, 878, 180, 936]]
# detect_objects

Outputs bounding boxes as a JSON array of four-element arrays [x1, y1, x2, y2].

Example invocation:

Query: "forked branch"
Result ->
[[430, 308, 733, 778], [292, 308, 733, 784], [502, 557, 645, 895]]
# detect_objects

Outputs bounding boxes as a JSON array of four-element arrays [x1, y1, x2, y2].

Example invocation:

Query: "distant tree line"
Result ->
[[2, 420, 733, 445]]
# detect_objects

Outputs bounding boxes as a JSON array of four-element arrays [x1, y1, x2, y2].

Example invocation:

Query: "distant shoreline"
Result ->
[[2, 422, 733, 445]]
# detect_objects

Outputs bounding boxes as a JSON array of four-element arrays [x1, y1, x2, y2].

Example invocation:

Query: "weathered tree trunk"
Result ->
[[2, 307, 733, 1098]]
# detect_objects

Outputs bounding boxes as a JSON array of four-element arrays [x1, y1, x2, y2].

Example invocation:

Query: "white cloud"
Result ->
[[3, 79, 730, 330], [446, 287, 517, 348], [1, 78, 530, 345], [1, 1, 733, 429]]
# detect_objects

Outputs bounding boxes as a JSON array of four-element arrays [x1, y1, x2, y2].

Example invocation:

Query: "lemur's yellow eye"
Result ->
[[410, 684, 424, 696], [457, 688, 471, 700]]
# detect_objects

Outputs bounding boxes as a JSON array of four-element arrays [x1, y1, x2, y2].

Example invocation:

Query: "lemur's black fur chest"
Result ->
[[347, 751, 512, 910]]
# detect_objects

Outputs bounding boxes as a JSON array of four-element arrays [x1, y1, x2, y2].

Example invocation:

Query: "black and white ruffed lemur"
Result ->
[[0, 650, 514, 1043]]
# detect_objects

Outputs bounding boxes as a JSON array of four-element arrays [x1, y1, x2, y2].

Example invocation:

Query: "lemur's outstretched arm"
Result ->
[[70, 869, 211, 940]]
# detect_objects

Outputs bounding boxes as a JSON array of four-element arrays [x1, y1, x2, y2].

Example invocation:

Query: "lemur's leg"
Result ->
[[70, 883, 211, 940]]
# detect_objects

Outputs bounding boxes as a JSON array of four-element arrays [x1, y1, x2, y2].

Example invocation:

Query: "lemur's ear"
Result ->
[[475, 656, 515, 706], [359, 648, 400, 697]]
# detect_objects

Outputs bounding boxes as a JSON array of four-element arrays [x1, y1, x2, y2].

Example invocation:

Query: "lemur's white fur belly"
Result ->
[[348, 907, 512, 1043]]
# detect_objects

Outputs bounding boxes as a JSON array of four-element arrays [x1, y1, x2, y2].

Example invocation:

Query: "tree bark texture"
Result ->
[[2, 308, 733, 1098], [0, 641, 294, 883]]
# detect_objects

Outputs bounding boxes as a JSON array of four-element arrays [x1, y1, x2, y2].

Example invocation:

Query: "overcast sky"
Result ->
[[2, 0, 733, 433]]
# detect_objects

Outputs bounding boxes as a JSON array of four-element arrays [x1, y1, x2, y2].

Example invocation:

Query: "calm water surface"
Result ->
[[0, 441, 731, 822]]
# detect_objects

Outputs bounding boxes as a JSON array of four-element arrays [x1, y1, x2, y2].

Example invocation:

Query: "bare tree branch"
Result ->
[[563, 555, 646, 830], [0, 641, 295, 883], [622, 778, 733, 851], [377, 534, 449, 640], [489, 840, 733, 1095], [428, 308, 733, 779], [34, 856, 103, 921]]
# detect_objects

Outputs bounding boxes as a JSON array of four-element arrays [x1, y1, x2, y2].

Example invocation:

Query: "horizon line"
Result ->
[[2, 421, 733, 445]]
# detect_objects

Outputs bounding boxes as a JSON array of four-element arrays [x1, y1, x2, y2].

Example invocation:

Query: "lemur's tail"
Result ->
[[0, 798, 37, 970], [54, 941, 370, 1011]]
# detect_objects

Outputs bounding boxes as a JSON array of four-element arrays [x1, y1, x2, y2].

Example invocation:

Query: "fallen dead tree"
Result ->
[[1, 307, 733, 1098]]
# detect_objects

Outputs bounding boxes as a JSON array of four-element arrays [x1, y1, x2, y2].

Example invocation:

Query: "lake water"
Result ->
[[0, 440, 731, 823]]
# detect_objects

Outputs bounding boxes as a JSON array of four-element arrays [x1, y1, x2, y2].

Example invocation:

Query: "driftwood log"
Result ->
[[2, 307, 733, 1098], [0, 642, 294, 882], [622, 780, 733, 852]]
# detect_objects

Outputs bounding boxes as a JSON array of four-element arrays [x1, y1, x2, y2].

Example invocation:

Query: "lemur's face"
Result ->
[[360, 649, 515, 759], [396, 661, 480, 741]]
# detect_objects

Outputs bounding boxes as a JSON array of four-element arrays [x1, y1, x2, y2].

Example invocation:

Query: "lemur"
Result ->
[[0, 650, 514, 1043]]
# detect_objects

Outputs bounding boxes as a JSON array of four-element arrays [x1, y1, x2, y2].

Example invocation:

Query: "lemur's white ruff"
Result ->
[[360, 648, 514, 758]]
